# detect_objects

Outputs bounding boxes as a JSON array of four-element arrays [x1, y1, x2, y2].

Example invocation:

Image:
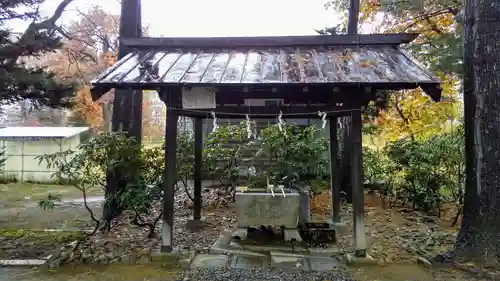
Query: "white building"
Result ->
[[0, 127, 89, 183]]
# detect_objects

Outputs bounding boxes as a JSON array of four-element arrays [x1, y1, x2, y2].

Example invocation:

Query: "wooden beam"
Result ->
[[167, 105, 355, 118], [193, 117, 203, 221], [160, 91, 180, 253], [120, 33, 419, 49], [329, 117, 341, 224], [350, 108, 367, 257]]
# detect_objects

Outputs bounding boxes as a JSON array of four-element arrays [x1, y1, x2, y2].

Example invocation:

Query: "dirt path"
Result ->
[[0, 263, 183, 281], [0, 183, 103, 230]]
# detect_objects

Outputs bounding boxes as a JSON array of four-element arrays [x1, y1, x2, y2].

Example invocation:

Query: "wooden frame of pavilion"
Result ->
[[90, 0, 441, 259]]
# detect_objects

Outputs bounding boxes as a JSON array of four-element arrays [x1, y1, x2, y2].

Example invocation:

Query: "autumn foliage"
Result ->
[[71, 86, 104, 130], [70, 51, 117, 130]]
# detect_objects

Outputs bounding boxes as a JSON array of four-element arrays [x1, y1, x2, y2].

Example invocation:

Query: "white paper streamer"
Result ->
[[318, 111, 327, 129], [245, 114, 252, 139], [277, 111, 284, 132], [211, 111, 218, 132]]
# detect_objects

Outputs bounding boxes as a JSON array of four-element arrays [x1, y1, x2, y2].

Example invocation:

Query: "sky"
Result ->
[[10, 0, 345, 36]]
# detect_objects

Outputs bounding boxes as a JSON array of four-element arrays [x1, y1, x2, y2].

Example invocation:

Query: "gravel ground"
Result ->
[[171, 185, 236, 251], [182, 268, 354, 281]]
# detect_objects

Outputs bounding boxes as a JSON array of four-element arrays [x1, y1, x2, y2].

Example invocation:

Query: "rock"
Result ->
[[94, 239, 106, 247], [104, 252, 115, 260], [422, 216, 439, 223], [136, 247, 151, 256], [417, 256, 432, 268], [82, 251, 91, 261], [136, 254, 151, 264], [432, 252, 454, 264], [121, 254, 132, 263]]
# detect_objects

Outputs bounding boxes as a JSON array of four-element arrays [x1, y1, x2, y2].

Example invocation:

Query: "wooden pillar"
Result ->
[[347, 0, 360, 34], [103, 0, 142, 221], [350, 108, 366, 257], [329, 117, 341, 223], [340, 119, 353, 202], [129, 0, 143, 142], [193, 117, 203, 220], [161, 90, 179, 252]]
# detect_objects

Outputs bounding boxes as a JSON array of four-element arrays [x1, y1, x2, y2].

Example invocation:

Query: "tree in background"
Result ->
[[0, 0, 76, 107], [41, 5, 149, 131], [141, 91, 165, 143], [39, 6, 121, 130], [322, 0, 463, 141]]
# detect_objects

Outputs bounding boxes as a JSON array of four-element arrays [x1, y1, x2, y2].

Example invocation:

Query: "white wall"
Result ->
[[1, 135, 81, 183]]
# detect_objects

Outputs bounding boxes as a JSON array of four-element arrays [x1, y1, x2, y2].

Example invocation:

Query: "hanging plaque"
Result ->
[[182, 87, 216, 109]]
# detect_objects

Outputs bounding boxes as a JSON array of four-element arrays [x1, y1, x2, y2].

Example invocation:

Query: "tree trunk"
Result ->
[[454, 0, 500, 264]]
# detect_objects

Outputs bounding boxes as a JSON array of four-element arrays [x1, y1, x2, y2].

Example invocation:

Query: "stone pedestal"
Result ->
[[235, 190, 300, 228]]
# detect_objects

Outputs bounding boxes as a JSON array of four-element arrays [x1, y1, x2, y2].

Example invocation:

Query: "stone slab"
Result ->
[[292, 245, 309, 253], [309, 246, 341, 258], [270, 255, 310, 270], [151, 246, 193, 263], [190, 253, 229, 269], [345, 253, 377, 266], [237, 249, 269, 257], [307, 257, 343, 271], [229, 254, 270, 269], [270, 250, 308, 258], [241, 243, 296, 252]]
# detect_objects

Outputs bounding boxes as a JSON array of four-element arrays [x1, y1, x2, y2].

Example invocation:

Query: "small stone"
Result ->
[[417, 256, 432, 267], [95, 239, 106, 247], [104, 252, 115, 260], [121, 254, 132, 263], [136, 254, 152, 264]]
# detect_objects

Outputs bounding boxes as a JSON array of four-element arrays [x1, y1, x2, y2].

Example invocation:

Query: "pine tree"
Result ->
[[0, 0, 75, 106]]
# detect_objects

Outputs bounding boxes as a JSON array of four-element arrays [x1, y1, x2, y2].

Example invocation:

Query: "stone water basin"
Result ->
[[235, 188, 300, 228]]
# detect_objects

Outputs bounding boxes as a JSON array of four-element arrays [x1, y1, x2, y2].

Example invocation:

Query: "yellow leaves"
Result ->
[[376, 86, 461, 142], [359, 0, 381, 25], [101, 51, 117, 68], [356, 2, 462, 144]]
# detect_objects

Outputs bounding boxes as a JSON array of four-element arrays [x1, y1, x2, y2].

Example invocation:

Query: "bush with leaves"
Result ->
[[37, 133, 165, 237], [256, 123, 329, 193], [203, 121, 254, 202], [174, 130, 196, 201], [385, 126, 464, 213]]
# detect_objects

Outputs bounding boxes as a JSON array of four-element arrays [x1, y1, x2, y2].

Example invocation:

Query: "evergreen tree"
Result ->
[[0, 0, 75, 106]]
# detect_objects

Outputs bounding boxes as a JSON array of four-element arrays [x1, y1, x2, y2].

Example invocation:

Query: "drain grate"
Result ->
[[299, 222, 336, 246]]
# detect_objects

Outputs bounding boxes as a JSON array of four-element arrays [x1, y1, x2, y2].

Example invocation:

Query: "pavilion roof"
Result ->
[[91, 33, 441, 101]]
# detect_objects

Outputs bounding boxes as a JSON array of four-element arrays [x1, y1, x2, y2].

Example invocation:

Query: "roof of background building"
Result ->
[[0, 127, 89, 139]]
